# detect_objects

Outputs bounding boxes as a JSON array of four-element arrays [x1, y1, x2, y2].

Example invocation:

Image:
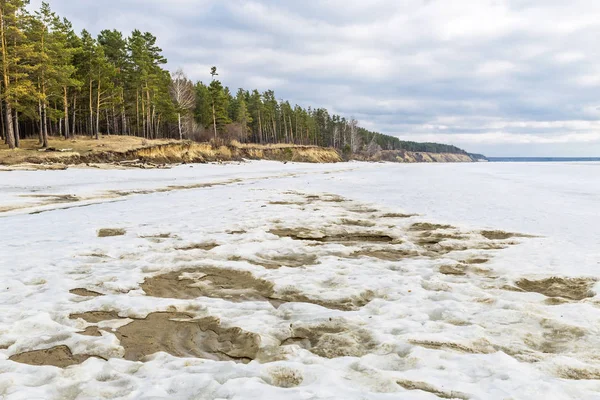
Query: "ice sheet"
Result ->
[[1, 161, 599, 400]]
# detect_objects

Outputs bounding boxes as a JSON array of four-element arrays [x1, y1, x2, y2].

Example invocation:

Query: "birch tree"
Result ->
[[169, 68, 194, 140]]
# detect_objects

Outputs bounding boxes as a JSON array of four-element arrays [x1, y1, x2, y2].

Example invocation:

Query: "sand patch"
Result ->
[[397, 380, 470, 400], [78, 326, 103, 337], [142, 267, 274, 302], [140, 233, 175, 242], [350, 248, 417, 261], [439, 264, 468, 276], [69, 311, 123, 323], [525, 319, 586, 354], [416, 230, 467, 243], [515, 277, 596, 300], [176, 242, 219, 251], [410, 223, 455, 232], [20, 194, 80, 204], [269, 228, 396, 244], [142, 266, 371, 311], [304, 194, 347, 204], [266, 366, 304, 388], [269, 201, 305, 206], [556, 366, 600, 380], [340, 219, 377, 228], [380, 213, 417, 219], [481, 230, 534, 240], [69, 288, 104, 297], [276, 287, 374, 311], [409, 338, 496, 354], [283, 320, 376, 358], [346, 207, 379, 214], [115, 312, 260, 363], [249, 253, 319, 269], [9, 345, 98, 368], [97, 228, 126, 238], [463, 258, 489, 265]]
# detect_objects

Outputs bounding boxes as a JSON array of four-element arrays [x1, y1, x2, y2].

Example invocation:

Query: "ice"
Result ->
[[1, 161, 600, 399]]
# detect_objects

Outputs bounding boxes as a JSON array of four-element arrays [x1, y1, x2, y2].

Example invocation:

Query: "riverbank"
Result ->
[[0, 136, 476, 169]]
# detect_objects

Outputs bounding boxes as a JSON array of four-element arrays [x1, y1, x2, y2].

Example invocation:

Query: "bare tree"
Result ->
[[169, 68, 195, 140], [349, 117, 361, 153]]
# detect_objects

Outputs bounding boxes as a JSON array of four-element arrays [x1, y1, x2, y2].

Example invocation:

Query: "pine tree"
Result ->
[[0, 0, 30, 148], [234, 88, 252, 142]]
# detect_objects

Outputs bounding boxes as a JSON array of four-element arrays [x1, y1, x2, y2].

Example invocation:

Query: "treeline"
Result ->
[[1, 0, 470, 157]]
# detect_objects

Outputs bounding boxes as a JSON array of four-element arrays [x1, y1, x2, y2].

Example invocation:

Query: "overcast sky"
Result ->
[[30, 0, 600, 156]]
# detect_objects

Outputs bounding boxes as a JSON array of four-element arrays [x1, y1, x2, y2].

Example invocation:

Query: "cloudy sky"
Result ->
[[30, 0, 600, 156]]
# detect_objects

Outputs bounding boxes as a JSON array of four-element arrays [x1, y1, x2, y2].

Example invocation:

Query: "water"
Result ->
[[489, 157, 600, 162]]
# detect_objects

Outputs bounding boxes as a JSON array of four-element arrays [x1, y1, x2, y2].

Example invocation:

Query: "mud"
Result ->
[[69, 311, 124, 323], [69, 288, 104, 297], [116, 312, 260, 363], [9, 345, 98, 368], [97, 228, 126, 238], [515, 277, 596, 300], [141, 267, 275, 302], [283, 320, 376, 358], [397, 379, 470, 400]]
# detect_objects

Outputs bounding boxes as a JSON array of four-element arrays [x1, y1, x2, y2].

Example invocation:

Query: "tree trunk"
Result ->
[[63, 86, 70, 139], [38, 100, 43, 144], [178, 113, 182, 140], [112, 104, 117, 135], [42, 102, 49, 148], [95, 80, 101, 140], [72, 94, 77, 136], [212, 102, 217, 140], [283, 109, 288, 143], [0, 8, 15, 149], [258, 111, 263, 144], [136, 89, 140, 137], [89, 79, 93, 137], [14, 110, 19, 147], [4, 102, 14, 149], [121, 102, 127, 137]]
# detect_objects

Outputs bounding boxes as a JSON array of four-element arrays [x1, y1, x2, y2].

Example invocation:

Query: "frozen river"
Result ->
[[1, 161, 599, 399]]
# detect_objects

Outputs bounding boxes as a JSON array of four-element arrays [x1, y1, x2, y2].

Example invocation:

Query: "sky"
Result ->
[[29, 0, 600, 156]]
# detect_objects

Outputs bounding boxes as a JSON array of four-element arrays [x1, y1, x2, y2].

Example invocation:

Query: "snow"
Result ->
[[1, 161, 600, 399]]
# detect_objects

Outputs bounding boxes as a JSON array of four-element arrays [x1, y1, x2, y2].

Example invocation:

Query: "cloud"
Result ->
[[28, 0, 600, 156]]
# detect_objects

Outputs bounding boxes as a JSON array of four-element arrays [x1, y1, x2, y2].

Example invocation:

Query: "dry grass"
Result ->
[[0, 136, 341, 165], [0, 136, 172, 165]]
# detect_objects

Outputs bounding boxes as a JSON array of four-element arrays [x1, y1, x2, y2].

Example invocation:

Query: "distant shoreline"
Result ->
[[488, 157, 600, 162]]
